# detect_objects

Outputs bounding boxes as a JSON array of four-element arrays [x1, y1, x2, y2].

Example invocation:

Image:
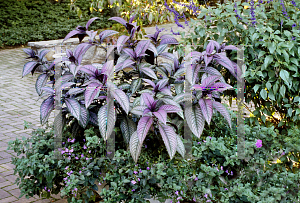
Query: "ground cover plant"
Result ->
[[0, 0, 113, 48]]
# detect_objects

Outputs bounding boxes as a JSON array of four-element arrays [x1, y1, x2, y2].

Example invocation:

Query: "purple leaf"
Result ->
[[123, 48, 136, 59], [116, 59, 135, 72], [84, 82, 102, 108], [86, 30, 98, 40], [68, 88, 85, 95], [99, 30, 119, 44], [184, 105, 205, 138], [157, 78, 169, 90], [40, 95, 54, 125], [159, 52, 175, 60], [224, 45, 238, 50], [109, 17, 128, 27], [209, 40, 221, 52], [120, 117, 137, 144], [73, 43, 93, 65], [204, 55, 213, 67], [35, 73, 49, 96], [69, 64, 83, 76], [60, 82, 75, 91], [142, 79, 156, 88], [113, 89, 130, 114], [61, 73, 74, 83], [23, 48, 35, 57], [208, 82, 233, 92], [78, 105, 89, 128], [131, 105, 148, 116], [153, 110, 167, 125], [160, 37, 179, 45], [117, 35, 130, 54], [201, 75, 221, 88], [140, 67, 158, 80], [105, 98, 116, 140], [206, 41, 215, 55], [147, 43, 158, 57], [212, 100, 232, 129], [98, 104, 108, 140], [41, 87, 55, 95], [158, 123, 177, 159], [156, 44, 168, 55], [129, 14, 136, 23], [38, 49, 50, 60], [135, 40, 151, 58], [137, 116, 153, 144], [66, 49, 73, 58], [143, 108, 152, 117], [65, 98, 81, 120], [129, 131, 142, 163], [141, 93, 155, 109], [86, 17, 99, 30], [101, 60, 114, 79], [78, 64, 97, 76], [159, 105, 181, 113], [22, 61, 39, 77], [199, 99, 213, 125], [159, 87, 173, 96], [213, 53, 235, 74], [89, 111, 98, 126], [63, 30, 83, 43]]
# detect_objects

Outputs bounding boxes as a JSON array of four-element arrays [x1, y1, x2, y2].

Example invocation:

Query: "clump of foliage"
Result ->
[[0, 0, 113, 48], [168, 0, 300, 133]]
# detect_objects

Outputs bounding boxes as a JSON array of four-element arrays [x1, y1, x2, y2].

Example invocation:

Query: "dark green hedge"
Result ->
[[0, 0, 114, 48]]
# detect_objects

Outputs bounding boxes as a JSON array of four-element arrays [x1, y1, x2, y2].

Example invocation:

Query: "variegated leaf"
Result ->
[[135, 40, 151, 58], [140, 67, 158, 80], [156, 44, 168, 55], [65, 98, 81, 120], [117, 35, 130, 54], [129, 131, 142, 163], [147, 42, 158, 57], [78, 105, 89, 128], [153, 110, 167, 125], [159, 105, 181, 113], [106, 98, 116, 140], [22, 61, 39, 77], [212, 100, 232, 129], [137, 116, 153, 144], [99, 30, 119, 43], [158, 123, 177, 160], [120, 117, 137, 144], [174, 92, 195, 103], [98, 105, 107, 140], [174, 67, 186, 78], [176, 134, 185, 158], [199, 99, 213, 125], [68, 88, 85, 95], [35, 73, 49, 96], [84, 83, 102, 108], [184, 105, 205, 138], [113, 89, 130, 114], [131, 78, 142, 94], [40, 95, 54, 125], [131, 105, 148, 116]]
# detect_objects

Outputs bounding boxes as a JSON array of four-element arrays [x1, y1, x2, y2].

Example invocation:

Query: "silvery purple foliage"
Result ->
[[22, 14, 239, 163]]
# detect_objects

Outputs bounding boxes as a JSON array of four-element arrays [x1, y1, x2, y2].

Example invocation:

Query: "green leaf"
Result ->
[[279, 69, 290, 87], [253, 84, 260, 93], [284, 30, 292, 38], [111, 182, 117, 188], [229, 16, 237, 26], [273, 82, 279, 95], [269, 42, 276, 54], [266, 82, 271, 90], [258, 51, 265, 58], [268, 90, 275, 101], [260, 89, 267, 100], [264, 55, 273, 69], [279, 85, 286, 98], [290, 58, 299, 66], [282, 50, 289, 63]]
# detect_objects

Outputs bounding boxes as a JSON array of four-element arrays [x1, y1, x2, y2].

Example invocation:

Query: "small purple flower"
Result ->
[[203, 140, 207, 143], [231, 171, 233, 175], [81, 154, 84, 158], [44, 187, 47, 190], [225, 188, 228, 190], [281, 152, 285, 156], [65, 166, 69, 170], [83, 145, 87, 149], [198, 142, 201, 144], [131, 180, 137, 185], [194, 177, 198, 181], [177, 197, 182, 200], [175, 191, 179, 195], [75, 157, 79, 160], [138, 178, 140, 181], [204, 193, 208, 198], [134, 171, 138, 174], [74, 188, 77, 191], [139, 169, 142, 173], [67, 138, 70, 142], [79, 171, 82, 173], [193, 197, 196, 202], [70, 138, 75, 143], [89, 150, 91, 153], [48, 189, 50, 192], [132, 189, 135, 192], [256, 140, 263, 148], [292, 23, 297, 27], [83, 139, 85, 142], [147, 167, 150, 170], [62, 142, 65, 145], [225, 170, 228, 174], [216, 167, 219, 171], [86, 158, 89, 160], [99, 182, 102, 185], [221, 166, 223, 170]]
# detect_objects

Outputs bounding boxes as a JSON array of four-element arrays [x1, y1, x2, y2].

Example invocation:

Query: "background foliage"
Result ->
[[0, 0, 113, 48]]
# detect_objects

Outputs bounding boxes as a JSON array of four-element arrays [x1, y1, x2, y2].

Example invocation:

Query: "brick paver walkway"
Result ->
[[0, 47, 66, 203]]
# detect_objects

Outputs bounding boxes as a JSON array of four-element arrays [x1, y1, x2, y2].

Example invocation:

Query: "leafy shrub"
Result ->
[[0, 0, 113, 48], [168, 0, 300, 133]]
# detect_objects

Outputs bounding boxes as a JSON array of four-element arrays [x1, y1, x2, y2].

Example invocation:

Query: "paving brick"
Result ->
[[1, 163, 16, 170], [4, 175, 17, 183], [0, 196, 18, 203], [0, 181, 13, 189], [10, 196, 37, 203], [33, 199, 51, 203], [8, 188, 21, 198], [0, 152, 13, 159], [2, 184, 18, 191], [0, 189, 11, 198]]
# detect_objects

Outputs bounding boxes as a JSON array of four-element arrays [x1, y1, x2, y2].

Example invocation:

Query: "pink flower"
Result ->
[[175, 191, 179, 195], [194, 177, 198, 181], [255, 139, 262, 148], [138, 178, 140, 181], [134, 171, 138, 174], [131, 180, 137, 185], [83, 145, 87, 149]]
